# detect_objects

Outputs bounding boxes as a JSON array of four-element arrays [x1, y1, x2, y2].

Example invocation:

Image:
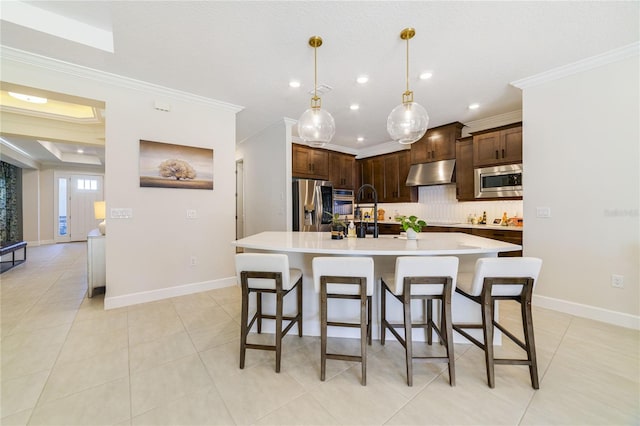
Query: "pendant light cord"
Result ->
[[314, 44, 318, 100], [406, 36, 410, 94]]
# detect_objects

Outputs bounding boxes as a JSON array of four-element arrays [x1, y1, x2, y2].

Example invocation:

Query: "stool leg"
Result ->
[[443, 287, 455, 386], [403, 293, 413, 387], [522, 294, 539, 389], [481, 291, 495, 388], [256, 292, 263, 334], [367, 295, 372, 346], [426, 299, 433, 345], [380, 281, 387, 345], [320, 281, 328, 381], [275, 289, 284, 373], [360, 281, 367, 386], [297, 280, 303, 337], [239, 285, 249, 369]]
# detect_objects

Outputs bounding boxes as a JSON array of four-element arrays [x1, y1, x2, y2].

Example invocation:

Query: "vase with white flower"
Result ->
[[395, 215, 427, 240]]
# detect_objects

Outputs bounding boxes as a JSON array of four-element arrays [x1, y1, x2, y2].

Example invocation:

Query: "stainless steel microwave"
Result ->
[[474, 164, 523, 198]]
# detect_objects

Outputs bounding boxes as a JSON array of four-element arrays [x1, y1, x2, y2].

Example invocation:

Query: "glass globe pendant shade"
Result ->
[[387, 101, 429, 144], [297, 107, 336, 147]]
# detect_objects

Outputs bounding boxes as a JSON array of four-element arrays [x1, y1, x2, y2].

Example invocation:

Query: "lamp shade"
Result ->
[[94, 201, 106, 220], [94, 201, 106, 235], [386, 101, 429, 144], [297, 107, 336, 147]]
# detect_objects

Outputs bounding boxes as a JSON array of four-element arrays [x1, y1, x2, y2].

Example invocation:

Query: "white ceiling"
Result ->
[[1, 1, 638, 156]]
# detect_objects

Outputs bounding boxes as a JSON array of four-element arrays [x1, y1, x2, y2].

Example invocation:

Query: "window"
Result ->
[[77, 179, 98, 191]]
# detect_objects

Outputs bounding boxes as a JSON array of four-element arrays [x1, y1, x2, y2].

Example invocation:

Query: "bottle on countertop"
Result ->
[[482, 211, 487, 224], [348, 220, 356, 238], [501, 212, 508, 226]]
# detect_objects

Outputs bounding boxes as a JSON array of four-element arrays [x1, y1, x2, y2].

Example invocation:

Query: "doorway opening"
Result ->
[[235, 160, 244, 248], [55, 173, 104, 243]]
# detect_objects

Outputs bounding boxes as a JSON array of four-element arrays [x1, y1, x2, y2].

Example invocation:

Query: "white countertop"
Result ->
[[232, 231, 521, 255], [427, 222, 524, 232], [355, 220, 523, 232]]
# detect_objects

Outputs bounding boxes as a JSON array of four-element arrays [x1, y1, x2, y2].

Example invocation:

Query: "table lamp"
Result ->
[[94, 201, 106, 235]]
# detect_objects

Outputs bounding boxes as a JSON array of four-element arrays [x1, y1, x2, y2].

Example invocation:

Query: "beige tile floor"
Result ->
[[1, 242, 639, 425]]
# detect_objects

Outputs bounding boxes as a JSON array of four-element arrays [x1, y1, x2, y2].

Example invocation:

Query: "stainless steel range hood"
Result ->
[[405, 159, 456, 186]]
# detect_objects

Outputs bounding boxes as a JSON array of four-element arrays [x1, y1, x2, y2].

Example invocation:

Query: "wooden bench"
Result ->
[[0, 241, 27, 273]]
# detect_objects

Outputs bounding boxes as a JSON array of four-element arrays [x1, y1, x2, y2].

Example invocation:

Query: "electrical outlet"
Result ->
[[190, 256, 197, 267], [611, 274, 624, 288]]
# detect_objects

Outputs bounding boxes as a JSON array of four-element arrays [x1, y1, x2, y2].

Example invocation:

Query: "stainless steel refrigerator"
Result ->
[[292, 179, 333, 232]]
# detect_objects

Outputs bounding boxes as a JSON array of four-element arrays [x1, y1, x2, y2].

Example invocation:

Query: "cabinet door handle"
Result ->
[[502, 149, 505, 158], [495, 150, 499, 159]]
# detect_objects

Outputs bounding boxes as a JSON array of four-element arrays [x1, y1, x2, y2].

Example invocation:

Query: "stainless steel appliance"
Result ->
[[475, 164, 523, 198], [406, 159, 456, 186], [332, 189, 354, 219], [292, 179, 333, 232]]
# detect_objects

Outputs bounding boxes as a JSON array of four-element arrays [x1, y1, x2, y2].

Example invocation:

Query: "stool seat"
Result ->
[[236, 253, 303, 373], [457, 258, 541, 297], [313, 257, 374, 296]]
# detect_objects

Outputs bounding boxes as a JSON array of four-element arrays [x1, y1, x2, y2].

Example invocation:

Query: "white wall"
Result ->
[[2, 48, 242, 309], [236, 119, 293, 236], [520, 53, 639, 327]]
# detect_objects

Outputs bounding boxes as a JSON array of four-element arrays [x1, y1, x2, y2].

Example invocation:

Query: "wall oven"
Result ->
[[474, 164, 523, 199], [332, 189, 354, 219]]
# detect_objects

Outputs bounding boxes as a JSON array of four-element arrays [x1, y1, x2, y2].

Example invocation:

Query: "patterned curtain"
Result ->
[[0, 161, 21, 245]]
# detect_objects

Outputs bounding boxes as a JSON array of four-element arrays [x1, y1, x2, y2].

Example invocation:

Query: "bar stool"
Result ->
[[312, 257, 374, 386], [235, 253, 303, 373], [452, 257, 542, 389], [381, 256, 459, 386]]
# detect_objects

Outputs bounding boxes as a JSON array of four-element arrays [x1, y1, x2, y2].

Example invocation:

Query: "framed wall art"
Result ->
[[139, 140, 214, 190]]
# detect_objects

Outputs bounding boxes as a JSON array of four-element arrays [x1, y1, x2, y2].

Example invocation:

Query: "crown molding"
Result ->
[[0, 46, 244, 113], [511, 41, 640, 89], [461, 110, 523, 137], [355, 140, 408, 159]]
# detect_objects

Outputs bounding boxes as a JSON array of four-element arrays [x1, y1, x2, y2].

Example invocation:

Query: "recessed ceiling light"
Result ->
[[8, 91, 47, 104], [468, 103, 480, 110], [357, 137, 364, 142], [356, 75, 369, 84], [289, 80, 301, 88], [350, 104, 360, 111], [419, 72, 433, 80], [77, 149, 84, 154]]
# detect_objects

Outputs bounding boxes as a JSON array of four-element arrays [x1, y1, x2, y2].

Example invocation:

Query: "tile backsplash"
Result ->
[[378, 184, 523, 225]]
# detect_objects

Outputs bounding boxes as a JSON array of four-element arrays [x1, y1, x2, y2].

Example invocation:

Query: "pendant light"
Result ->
[[297, 36, 335, 148], [387, 28, 429, 144]]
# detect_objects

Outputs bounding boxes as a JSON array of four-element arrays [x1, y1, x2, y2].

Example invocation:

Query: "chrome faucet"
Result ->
[[355, 184, 378, 238]]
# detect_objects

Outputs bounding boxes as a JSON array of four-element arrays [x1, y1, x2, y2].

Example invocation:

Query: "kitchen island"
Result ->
[[232, 231, 522, 342]]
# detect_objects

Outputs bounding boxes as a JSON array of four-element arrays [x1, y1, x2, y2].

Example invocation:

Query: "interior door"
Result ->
[[55, 173, 104, 243], [68, 174, 104, 242]]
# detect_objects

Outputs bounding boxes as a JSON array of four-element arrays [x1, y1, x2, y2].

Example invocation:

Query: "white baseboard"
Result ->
[[533, 294, 640, 330], [25, 240, 55, 247], [104, 276, 237, 310]]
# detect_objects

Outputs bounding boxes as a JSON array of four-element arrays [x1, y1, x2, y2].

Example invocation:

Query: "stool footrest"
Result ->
[[245, 343, 276, 352], [494, 358, 532, 366], [413, 356, 451, 363], [326, 353, 362, 362], [327, 320, 363, 328]]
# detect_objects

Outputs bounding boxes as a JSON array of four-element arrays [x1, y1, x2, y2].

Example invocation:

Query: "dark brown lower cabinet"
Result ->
[[471, 228, 523, 257], [424, 226, 522, 256]]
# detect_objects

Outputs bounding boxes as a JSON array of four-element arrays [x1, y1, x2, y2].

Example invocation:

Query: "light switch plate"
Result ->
[[110, 208, 133, 219], [536, 207, 551, 218]]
